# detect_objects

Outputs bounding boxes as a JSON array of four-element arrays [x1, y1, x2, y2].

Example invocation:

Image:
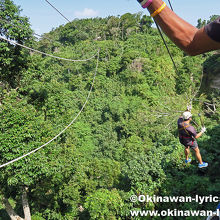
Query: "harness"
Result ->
[[178, 122, 195, 144], [179, 122, 191, 136]]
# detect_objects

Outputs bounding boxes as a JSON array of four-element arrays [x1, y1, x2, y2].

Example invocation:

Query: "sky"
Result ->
[[12, 0, 220, 35]]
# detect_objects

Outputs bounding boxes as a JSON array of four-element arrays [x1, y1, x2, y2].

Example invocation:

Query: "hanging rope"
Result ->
[[0, 35, 98, 62], [0, 50, 100, 169]]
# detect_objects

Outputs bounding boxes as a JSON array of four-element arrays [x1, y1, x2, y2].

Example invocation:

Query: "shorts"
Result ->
[[185, 140, 198, 150]]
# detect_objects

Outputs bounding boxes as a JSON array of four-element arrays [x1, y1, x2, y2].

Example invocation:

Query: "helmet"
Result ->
[[183, 111, 192, 120]]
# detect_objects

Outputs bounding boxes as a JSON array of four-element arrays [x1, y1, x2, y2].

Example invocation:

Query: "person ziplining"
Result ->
[[135, 0, 219, 168], [177, 111, 208, 168]]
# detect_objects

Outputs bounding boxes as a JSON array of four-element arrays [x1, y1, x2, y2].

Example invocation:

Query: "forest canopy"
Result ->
[[0, 0, 219, 219]]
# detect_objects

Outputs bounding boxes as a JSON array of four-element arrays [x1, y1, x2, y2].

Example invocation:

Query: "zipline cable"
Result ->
[[154, 0, 204, 109], [43, 0, 83, 35], [0, 1, 101, 168], [154, 21, 179, 74], [166, 0, 204, 106], [154, 19, 191, 105], [167, 0, 174, 11], [153, 1, 178, 74], [0, 35, 98, 62], [0, 50, 100, 169], [44, 0, 71, 23]]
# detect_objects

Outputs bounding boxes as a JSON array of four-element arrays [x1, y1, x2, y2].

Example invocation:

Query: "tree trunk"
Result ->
[[22, 187, 31, 220], [2, 196, 24, 220]]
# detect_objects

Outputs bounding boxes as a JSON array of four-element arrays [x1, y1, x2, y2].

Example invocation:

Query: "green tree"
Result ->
[[140, 15, 153, 33], [207, 14, 220, 24], [0, 0, 33, 88], [85, 189, 124, 219], [196, 18, 207, 28], [0, 9, 219, 219], [120, 13, 141, 39]]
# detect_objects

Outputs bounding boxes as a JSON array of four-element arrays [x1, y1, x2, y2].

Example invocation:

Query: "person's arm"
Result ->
[[195, 131, 203, 139], [195, 127, 206, 139], [144, 0, 220, 55]]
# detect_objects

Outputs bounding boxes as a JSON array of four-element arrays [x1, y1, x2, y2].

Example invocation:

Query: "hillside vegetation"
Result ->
[[0, 1, 219, 219]]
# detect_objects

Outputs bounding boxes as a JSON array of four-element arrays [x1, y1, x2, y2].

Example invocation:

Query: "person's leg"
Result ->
[[193, 147, 203, 164], [184, 146, 190, 160], [191, 141, 208, 168]]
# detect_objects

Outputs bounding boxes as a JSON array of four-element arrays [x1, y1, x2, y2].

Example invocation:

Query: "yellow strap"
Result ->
[[151, 2, 166, 18], [181, 122, 190, 136], [178, 124, 190, 130]]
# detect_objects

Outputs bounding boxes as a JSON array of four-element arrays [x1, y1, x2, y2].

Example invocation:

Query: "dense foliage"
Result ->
[[0, 1, 219, 219]]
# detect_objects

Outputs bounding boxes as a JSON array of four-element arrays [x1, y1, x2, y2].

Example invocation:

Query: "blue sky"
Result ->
[[12, 0, 220, 34]]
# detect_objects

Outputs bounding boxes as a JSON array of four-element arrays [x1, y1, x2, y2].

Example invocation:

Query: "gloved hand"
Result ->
[[137, 0, 153, 8], [201, 127, 206, 133]]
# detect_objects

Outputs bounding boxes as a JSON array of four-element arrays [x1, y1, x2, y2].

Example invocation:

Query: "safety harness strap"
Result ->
[[178, 124, 190, 130], [179, 122, 191, 137]]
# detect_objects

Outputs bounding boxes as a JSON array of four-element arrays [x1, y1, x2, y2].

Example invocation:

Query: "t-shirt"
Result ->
[[177, 117, 197, 145], [204, 17, 220, 42]]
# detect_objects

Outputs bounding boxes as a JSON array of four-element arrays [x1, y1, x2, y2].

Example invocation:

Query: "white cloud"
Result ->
[[74, 8, 99, 18]]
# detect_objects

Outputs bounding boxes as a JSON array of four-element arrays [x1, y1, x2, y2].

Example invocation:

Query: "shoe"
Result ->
[[185, 158, 191, 164], [198, 162, 208, 168]]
